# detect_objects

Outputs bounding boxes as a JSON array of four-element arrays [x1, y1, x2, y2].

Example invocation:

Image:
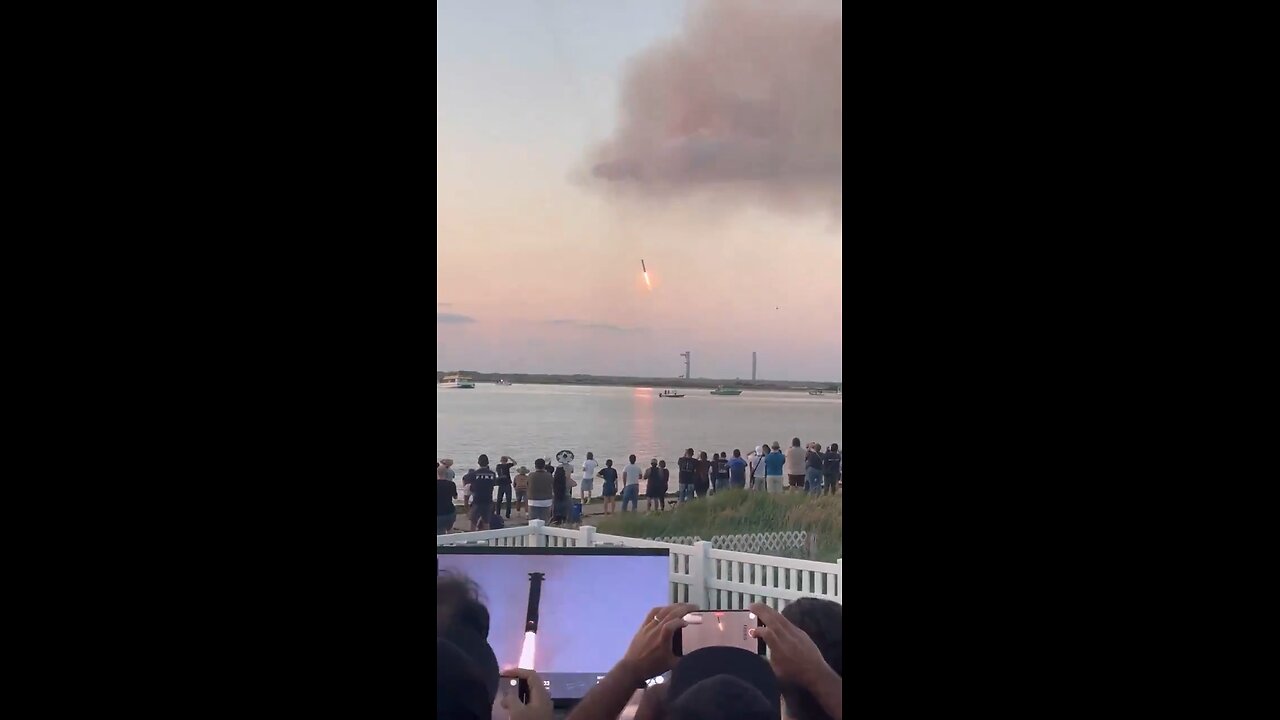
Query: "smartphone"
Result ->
[[672, 611, 765, 656]]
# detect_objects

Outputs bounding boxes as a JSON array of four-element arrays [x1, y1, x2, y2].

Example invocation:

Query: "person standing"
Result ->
[[658, 460, 670, 511], [513, 465, 530, 515], [823, 444, 842, 495], [461, 455, 498, 531], [677, 448, 697, 502], [644, 459, 662, 511], [437, 465, 458, 534], [580, 452, 598, 507], [695, 451, 711, 499], [441, 459, 457, 504], [785, 437, 807, 492], [620, 455, 643, 512], [495, 455, 515, 519], [749, 444, 768, 491], [765, 442, 786, 494], [598, 459, 619, 514], [727, 449, 748, 489], [714, 452, 729, 494], [805, 442, 825, 496], [526, 459, 554, 522], [552, 465, 570, 526]]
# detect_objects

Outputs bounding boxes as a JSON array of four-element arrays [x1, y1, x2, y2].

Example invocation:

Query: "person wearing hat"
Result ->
[[644, 458, 662, 511], [512, 465, 530, 516], [436, 465, 458, 534], [566, 601, 839, 720], [495, 455, 516, 519]]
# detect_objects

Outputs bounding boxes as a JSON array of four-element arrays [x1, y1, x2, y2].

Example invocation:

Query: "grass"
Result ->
[[594, 489, 843, 562]]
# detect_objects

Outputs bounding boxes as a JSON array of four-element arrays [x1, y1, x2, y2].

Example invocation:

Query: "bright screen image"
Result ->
[[679, 611, 760, 654], [437, 548, 671, 700]]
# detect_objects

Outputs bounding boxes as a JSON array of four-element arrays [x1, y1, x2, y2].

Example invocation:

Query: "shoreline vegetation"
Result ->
[[436, 371, 841, 393], [595, 490, 842, 562]]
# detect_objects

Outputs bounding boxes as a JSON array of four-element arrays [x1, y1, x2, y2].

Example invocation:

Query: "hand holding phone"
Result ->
[[671, 611, 765, 656], [500, 668, 551, 719]]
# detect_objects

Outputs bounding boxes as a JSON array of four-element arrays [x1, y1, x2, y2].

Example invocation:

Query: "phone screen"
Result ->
[[673, 611, 764, 655]]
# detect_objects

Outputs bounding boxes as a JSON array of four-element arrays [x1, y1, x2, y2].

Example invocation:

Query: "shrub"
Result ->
[[595, 489, 842, 561]]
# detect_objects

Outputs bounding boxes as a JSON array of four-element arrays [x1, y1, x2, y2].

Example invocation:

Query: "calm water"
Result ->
[[437, 384, 842, 475]]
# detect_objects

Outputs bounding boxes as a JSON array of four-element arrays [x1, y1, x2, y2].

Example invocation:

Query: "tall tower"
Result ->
[[752, 352, 757, 381], [680, 351, 691, 379]]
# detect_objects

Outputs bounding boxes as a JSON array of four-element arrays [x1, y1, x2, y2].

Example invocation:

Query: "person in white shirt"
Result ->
[[620, 455, 643, 512], [580, 452, 598, 507], [748, 445, 768, 492]]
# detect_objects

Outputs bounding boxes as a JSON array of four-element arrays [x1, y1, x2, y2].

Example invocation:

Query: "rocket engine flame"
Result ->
[[519, 631, 536, 670], [643, 271, 652, 289]]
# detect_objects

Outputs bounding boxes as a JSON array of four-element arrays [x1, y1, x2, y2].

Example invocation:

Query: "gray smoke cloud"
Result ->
[[586, 0, 842, 218]]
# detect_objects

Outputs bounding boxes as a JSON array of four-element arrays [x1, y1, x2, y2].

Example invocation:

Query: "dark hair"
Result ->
[[779, 598, 843, 720], [668, 675, 775, 720], [659, 459, 666, 467], [587, 451, 594, 459], [791, 438, 801, 447], [437, 571, 490, 638], [733, 449, 741, 457], [606, 459, 613, 466], [534, 458, 545, 470], [651, 458, 659, 465], [629, 454, 637, 463], [700, 451, 708, 460], [686, 448, 695, 456], [830, 443, 839, 452], [477, 454, 490, 467]]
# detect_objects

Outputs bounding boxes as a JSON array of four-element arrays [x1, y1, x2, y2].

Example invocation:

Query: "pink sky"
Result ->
[[436, 0, 841, 382]]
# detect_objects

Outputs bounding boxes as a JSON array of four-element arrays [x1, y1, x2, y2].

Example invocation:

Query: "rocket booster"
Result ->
[[525, 572, 545, 633], [641, 259, 646, 273]]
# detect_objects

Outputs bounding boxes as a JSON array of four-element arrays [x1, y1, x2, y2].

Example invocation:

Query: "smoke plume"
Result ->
[[587, 0, 842, 219]]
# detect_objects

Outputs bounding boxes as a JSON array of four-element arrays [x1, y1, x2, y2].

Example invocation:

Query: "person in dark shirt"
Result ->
[[644, 459, 662, 511], [713, 452, 729, 494], [437, 465, 458, 534], [551, 465, 570, 525], [462, 455, 498, 531], [805, 443, 825, 496], [495, 455, 516, 519], [677, 448, 697, 503], [598, 459, 619, 514], [727, 449, 748, 489], [695, 451, 711, 499], [823, 444, 842, 496], [658, 460, 670, 511]]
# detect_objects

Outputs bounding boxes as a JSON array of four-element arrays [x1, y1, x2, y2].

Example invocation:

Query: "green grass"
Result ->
[[594, 489, 843, 562]]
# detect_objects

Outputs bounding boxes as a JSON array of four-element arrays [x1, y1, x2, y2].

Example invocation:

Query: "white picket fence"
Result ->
[[437, 521, 841, 611]]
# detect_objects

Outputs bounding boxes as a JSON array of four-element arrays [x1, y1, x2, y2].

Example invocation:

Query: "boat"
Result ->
[[808, 390, 824, 396], [659, 390, 685, 398], [710, 386, 743, 396], [496, 379, 512, 386], [439, 374, 476, 389]]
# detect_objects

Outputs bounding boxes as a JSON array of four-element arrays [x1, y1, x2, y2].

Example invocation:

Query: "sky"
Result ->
[[437, 0, 842, 382]]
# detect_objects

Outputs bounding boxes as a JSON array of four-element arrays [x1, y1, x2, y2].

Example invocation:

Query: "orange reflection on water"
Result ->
[[630, 388, 655, 460]]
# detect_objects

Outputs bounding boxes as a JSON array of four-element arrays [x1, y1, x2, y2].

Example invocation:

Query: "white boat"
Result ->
[[440, 374, 476, 389], [496, 379, 512, 386]]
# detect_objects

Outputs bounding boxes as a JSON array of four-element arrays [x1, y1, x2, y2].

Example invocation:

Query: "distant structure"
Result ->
[[752, 352, 757, 381], [680, 351, 691, 379]]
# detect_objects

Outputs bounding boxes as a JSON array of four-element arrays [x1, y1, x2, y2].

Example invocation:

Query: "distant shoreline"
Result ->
[[436, 371, 840, 393]]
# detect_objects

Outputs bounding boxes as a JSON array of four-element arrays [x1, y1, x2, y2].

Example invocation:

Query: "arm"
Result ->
[[567, 603, 695, 720], [566, 658, 644, 720]]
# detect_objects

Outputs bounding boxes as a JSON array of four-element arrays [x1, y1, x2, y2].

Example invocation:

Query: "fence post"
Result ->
[[690, 541, 712, 609], [529, 520, 546, 548], [836, 558, 842, 603], [579, 525, 596, 547]]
